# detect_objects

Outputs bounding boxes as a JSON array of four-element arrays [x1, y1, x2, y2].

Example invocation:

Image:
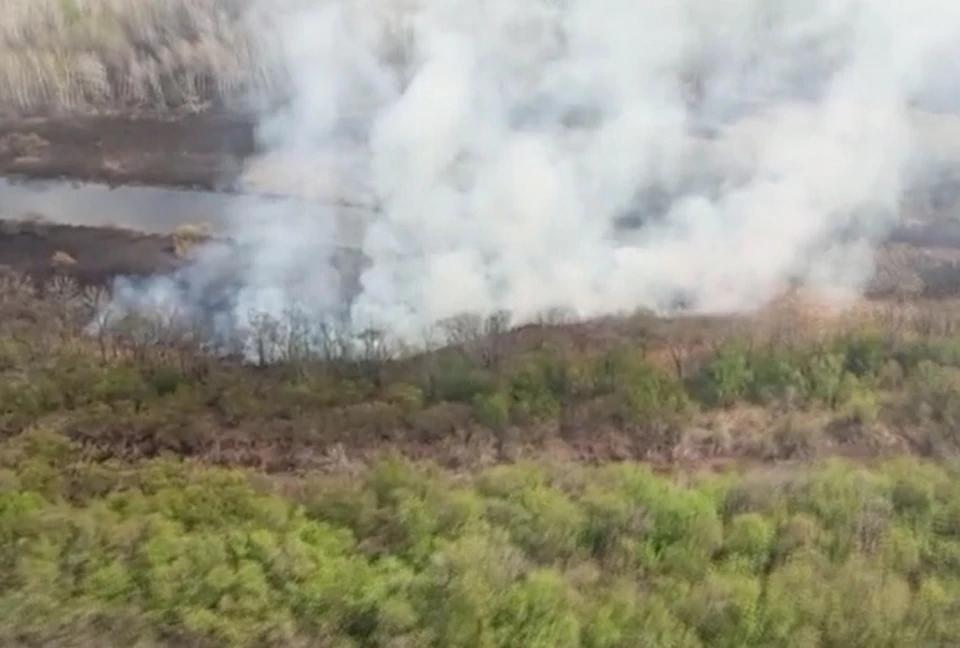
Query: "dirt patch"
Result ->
[[0, 113, 256, 191]]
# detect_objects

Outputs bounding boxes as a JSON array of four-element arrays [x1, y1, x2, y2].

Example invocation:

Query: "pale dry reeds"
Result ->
[[50, 250, 77, 268], [0, 0, 286, 115], [0, 0, 427, 116], [172, 221, 212, 258]]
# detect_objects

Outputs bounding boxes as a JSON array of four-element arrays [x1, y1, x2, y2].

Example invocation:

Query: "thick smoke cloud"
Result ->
[[120, 0, 960, 342]]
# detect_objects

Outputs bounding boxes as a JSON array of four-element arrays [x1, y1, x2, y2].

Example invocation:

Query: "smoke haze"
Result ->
[[119, 0, 960, 341]]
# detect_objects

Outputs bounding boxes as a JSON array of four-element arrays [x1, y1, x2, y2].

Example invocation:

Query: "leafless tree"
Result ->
[[438, 309, 513, 370], [479, 309, 512, 371], [44, 275, 86, 343], [354, 327, 394, 385], [80, 285, 117, 362], [246, 310, 285, 367], [311, 319, 354, 366]]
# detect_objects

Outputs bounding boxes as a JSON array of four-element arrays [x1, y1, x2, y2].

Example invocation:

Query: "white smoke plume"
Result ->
[[119, 0, 960, 343]]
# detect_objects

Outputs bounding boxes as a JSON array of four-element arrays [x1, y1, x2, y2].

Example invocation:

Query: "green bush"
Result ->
[[3, 435, 960, 645], [897, 338, 960, 373], [745, 349, 806, 405], [617, 362, 692, 424], [698, 343, 752, 407], [801, 351, 848, 407], [427, 355, 495, 403], [473, 390, 512, 429], [692, 338, 881, 411], [907, 361, 960, 429], [836, 333, 888, 379]]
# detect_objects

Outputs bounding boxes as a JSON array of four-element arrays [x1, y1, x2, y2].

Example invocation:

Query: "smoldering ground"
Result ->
[[100, 0, 960, 346]]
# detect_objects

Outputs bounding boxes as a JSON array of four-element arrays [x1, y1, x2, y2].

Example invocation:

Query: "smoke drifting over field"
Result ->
[[120, 0, 960, 340]]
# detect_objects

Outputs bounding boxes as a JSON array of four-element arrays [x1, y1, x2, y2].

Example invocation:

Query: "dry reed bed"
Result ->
[[0, 0, 420, 115], [0, 0, 280, 114]]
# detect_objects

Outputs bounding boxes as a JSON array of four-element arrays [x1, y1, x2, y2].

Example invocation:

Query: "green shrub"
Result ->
[[474, 390, 511, 428], [801, 351, 848, 407], [147, 366, 183, 397], [837, 333, 888, 379], [897, 338, 960, 373], [383, 383, 426, 413], [2, 436, 960, 645], [505, 351, 575, 422], [698, 343, 751, 407], [723, 513, 774, 569], [428, 355, 494, 403], [838, 381, 881, 424], [745, 348, 806, 405], [907, 361, 960, 430], [92, 366, 148, 408], [617, 362, 692, 424]]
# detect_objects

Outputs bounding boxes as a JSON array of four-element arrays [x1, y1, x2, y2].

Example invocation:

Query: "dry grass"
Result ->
[[50, 250, 77, 268], [171, 222, 212, 258], [0, 0, 284, 115], [0, 132, 49, 156], [0, 0, 425, 116]]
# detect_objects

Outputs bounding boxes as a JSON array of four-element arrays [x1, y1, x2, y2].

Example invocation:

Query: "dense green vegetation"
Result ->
[[6, 276, 960, 644], [5, 431, 960, 647]]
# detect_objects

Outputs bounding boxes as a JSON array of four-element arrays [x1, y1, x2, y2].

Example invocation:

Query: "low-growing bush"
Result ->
[[2, 437, 960, 646]]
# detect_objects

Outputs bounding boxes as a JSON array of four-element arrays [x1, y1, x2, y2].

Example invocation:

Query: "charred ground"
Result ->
[[1, 215, 958, 300], [0, 113, 256, 191], [0, 218, 184, 287]]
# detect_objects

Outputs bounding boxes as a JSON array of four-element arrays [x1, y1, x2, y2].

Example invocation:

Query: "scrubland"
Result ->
[[1, 266, 960, 645], [9, 0, 960, 643]]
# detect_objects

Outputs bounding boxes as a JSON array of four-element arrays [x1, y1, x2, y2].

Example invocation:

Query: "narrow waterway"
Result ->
[[0, 177, 376, 249], [3, 105, 960, 248], [0, 177, 247, 233]]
